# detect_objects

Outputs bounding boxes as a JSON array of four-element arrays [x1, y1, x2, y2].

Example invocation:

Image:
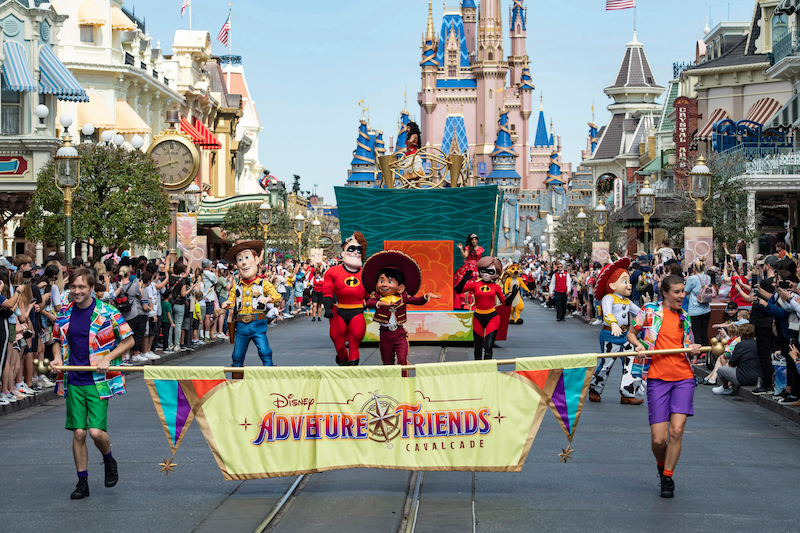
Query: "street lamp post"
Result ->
[[638, 179, 655, 255], [689, 156, 711, 225], [294, 213, 306, 260], [259, 201, 272, 263], [577, 208, 588, 244], [594, 201, 607, 241], [54, 115, 80, 263]]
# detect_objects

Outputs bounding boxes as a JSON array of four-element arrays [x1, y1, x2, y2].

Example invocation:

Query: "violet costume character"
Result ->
[[589, 257, 646, 404]]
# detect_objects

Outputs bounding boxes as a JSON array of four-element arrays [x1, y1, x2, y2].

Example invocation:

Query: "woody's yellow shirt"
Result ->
[[227, 277, 280, 314]]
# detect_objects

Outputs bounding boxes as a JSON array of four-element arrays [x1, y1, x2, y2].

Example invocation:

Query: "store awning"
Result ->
[[39, 45, 88, 102], [111, 5, 136, 31], [743, 97, 783, 126], [769, 92, 800, 129], [78, 0, 105, 26], [696, 108, 730, 140], [78, 93, 114, 129], [192, 118, 221, 150], [1, 42, 36, 93], [180, 117, 204, 145], [115, 99, 150, 134], [639, 157, 662, 174]]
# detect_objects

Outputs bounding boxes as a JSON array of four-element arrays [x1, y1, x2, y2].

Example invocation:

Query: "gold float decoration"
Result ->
[[377, 147, 469, 190]]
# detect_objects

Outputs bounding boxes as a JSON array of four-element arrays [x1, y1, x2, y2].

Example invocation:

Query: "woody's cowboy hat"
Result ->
[[362, 250, 422, 295], [225, 240, 264, 264], [594, 256, 631, 300]]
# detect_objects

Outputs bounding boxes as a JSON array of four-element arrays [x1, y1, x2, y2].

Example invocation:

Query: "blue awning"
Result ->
[[38, 45, 88, 102], [1, 42, 36, 92]]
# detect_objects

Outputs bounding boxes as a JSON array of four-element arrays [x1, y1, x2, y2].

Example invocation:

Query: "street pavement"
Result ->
[[1, 302, 798, 533]]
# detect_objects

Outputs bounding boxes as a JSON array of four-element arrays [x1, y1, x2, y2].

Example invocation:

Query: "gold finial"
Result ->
[[404, 87, 407, 112], [550, 118, 553, 134], [591, 101, 595, 124], [426, 0, 435, 42], [539, 92, 543, 111]]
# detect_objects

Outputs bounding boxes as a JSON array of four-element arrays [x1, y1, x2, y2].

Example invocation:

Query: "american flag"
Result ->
[[606, 0, 635, 10], [181, 0, 190, 17], [217, 14, 231, 46]]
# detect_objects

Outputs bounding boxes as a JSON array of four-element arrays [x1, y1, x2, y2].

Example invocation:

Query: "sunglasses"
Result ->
[[479, 268, 497, 276], [346, 245, 363, 254]]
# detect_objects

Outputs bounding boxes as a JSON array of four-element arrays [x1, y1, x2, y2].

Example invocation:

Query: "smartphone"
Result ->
[[779, 281, 791, 289], [22, 270, 32, 279]]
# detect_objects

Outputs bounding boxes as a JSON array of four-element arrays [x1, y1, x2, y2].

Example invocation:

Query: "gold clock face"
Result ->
[[147, 134, 200, 191]]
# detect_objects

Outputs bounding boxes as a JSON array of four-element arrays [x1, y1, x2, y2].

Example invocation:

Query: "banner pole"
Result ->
[[53, 346, 712, 373]]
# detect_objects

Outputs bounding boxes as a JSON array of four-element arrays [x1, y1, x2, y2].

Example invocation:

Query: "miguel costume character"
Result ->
[[363, 251, 440, 375], [589, 257, 646, 404], [453, 233, 483, 310], [223, 240, 280, 375], [502, 263, 530, 324], [323, 232, 369, 366], [455, 256, 518, 360]]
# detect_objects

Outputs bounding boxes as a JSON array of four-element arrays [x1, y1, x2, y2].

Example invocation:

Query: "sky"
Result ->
[[125, 0, 756, 203]]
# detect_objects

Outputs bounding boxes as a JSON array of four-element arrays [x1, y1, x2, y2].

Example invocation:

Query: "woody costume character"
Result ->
[[223, 240, 280, 373], [323, 232, 369, 366], [363, 251, 440, 375], [455, 256, 518, 360], [589, 257, 645, 404]]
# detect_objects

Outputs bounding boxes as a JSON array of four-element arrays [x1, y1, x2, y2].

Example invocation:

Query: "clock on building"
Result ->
[[146, 131, 200, 191]]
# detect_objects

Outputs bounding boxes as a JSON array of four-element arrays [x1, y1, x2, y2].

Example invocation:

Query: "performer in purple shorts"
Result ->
[[628, 274, 702, 499]]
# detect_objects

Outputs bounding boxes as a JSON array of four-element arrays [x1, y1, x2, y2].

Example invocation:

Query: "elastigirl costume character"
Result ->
[[455, 257, 518, 360], [588, 257, 646, 404], [222, 240, 281, 377], [363, 251, 440, 375], [323, 232, 369, 366]]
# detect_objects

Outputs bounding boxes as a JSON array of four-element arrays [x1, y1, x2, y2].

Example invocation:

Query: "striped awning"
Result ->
[[115, 99, 150, 134], [39, 45, 88, 102], [78, 93, 114, 129], [111, 6, 136, 31], [769, 92, 800, 129], [1, 42, 36, 92], [696, 108, 730, 140], [78, 0, 105, 26], [180, 117, 204, 145], [743, 97, 783, 126], [192, 118, 221, 150]]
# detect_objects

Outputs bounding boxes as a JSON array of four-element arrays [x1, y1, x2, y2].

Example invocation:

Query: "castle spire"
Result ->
[[533, 95, 549, 147], [486, 109, 520, 184], [426, 0, 435, 42]]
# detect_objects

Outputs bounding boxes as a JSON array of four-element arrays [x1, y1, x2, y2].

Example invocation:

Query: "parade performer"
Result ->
[[323, 232, 369, 366], [502, 263, 530, 324], [363, 250, 440, 375], [455, 257, 518, 360], [51, 268, 134, 499], [589, 257, 645, 405], [222, 240, 280, 375], [400, 121, 425, 179], [629, 274, 701, 498], [454, 234, 483, 310]]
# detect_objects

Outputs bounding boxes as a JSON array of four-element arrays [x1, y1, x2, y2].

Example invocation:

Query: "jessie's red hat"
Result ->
[[594, 257, 631, 300], [362, 250, 422, 295]]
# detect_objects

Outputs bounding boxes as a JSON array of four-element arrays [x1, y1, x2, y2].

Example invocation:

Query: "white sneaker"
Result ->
[[131, 354, 149, 363], [39, 376, 54, 388], [149, 352, 162, 360], [19, 384, 37, 395], [3, 392, 17, 403], [0, 396, 8, 406], [712, 385, 733, 395], [591, 319, 602, 326]]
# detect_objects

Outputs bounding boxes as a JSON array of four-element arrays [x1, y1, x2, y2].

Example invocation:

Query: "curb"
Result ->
[[0, 339, 225, 418], [693, 365, 800, 425]]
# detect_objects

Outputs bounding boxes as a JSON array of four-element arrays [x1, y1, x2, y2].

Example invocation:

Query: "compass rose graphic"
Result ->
[[360, 391, 401, 449]]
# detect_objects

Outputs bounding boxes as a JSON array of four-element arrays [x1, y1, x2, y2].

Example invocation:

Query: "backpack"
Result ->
[[115, 282, 134, 313], [696, 274, 717, 304], [171, 277, 186, 305]]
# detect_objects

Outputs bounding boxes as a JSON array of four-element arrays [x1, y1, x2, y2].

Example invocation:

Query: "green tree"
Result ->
[[659, 152, 760, 259], [553, 207, 624, 260], [23, 143, 170, 256]]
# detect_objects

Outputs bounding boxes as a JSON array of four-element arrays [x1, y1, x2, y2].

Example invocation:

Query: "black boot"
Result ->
[[483, 331, 498, 360], [349, 359, 360, 366], [335, 355, 347, 366], [104, 457, 118, 487], [71, 478, 89, 499], [473, 335, 484, 360], [660, 475, 674, 498]]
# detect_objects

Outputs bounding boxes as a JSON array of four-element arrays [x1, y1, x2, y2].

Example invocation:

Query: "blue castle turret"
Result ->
[[346, 119, 377, 187], [533, 97, 550, 147], [520, 64, 534, 91], [544, 147, 565, 189], [395, 110, 411, 154], [486, 110, 520, 186]]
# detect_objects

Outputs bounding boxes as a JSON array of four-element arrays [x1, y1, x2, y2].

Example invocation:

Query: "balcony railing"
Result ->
[[772, 30, 800, 65], [124, 52, 134, 66], [626, 177, 677, 201], [721, 144, 800, 174], [673, 61, 693, 79], [140, 61, 147, 70]]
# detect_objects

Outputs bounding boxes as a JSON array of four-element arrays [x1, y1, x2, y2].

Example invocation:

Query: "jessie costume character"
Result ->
[[453, 233, 483, 310], [323, 232, 369, 366], [589, 257, 645, 404], [363, 251, 440, 374], [455, 256, 518, 360], [223, 240, 281, 374]]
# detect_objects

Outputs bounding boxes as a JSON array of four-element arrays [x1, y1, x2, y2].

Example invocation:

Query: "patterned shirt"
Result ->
[[227, 277, 280, 315], [52, 299, 133, 399], [630, 302, 695, 380]]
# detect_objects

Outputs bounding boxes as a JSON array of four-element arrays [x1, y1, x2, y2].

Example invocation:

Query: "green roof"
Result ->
[[641, 157, 662, 173], [659, 81, 680, 133]]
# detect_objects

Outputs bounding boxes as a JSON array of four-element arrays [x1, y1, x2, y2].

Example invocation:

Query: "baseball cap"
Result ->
[[218, 262, 228, 270], [201, 259, 212, 268]]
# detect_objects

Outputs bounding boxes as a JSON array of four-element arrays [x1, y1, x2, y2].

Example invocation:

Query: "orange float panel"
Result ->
[[383, 240, 453, 311]]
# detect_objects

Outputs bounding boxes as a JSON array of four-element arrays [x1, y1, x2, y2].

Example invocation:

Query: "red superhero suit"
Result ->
[[323, 233, 369, 366]]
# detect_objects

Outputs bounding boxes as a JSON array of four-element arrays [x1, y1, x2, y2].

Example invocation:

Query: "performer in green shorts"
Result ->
[[51, 268, 134, 499]]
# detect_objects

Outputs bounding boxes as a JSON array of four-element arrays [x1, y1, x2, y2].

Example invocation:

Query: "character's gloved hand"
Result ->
[[504, 285, 519, 306]]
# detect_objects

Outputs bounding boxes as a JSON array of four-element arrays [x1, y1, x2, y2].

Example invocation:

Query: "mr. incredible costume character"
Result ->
[[323, 232, 369, 366], [223, 240, 280, 376], [455, 256, 518, 360], [589, 257, 645, 404]]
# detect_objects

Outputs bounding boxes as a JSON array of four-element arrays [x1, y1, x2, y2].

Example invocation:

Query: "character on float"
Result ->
[[502, 263, 530, 324], [455, 256, 518, 360], [453, 233, 483, 310], [222, 240, 281, 378], [322, 232, 369, 366], [589, 257, 646, 404], [363, 250, 440, 375]]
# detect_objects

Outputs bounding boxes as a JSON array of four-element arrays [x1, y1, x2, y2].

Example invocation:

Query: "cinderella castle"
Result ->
[[345, 0, 594, 254]]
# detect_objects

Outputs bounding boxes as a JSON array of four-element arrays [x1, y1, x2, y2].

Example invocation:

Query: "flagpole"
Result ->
[[634, 1, 637, 34], [190, 0, 193, 30], [227, 2, 232, 92]]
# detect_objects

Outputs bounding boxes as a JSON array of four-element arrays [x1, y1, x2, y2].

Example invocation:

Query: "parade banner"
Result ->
[[144, 354, 596, 479]]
